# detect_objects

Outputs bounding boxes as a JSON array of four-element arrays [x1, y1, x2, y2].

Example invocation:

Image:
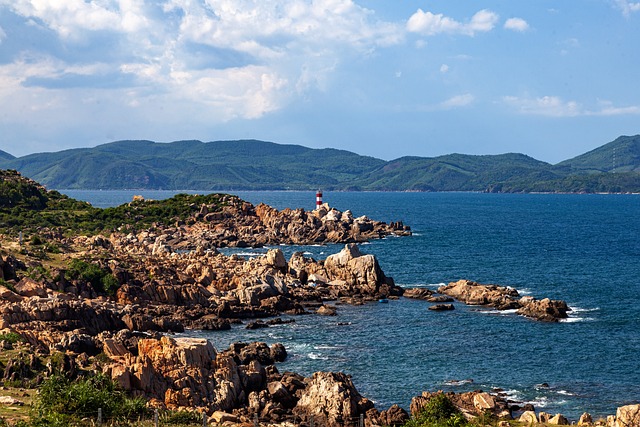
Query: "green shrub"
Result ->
[[160, 410, 203, 425], [0, 278, 16, 293], [65, 259, 119, 296], [31, 373, 148, 425], [404, 394, 468, 427], [0, 332, 23, 344]]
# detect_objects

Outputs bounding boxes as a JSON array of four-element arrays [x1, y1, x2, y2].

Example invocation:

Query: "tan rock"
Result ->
[[0, 396, 23, 405], [293, 372, 374, 427], [519, 411, 538, 424], [473, 392, 496, 411], [210, 411, 240, 423], [549, 413, 569, 425], [615, 404, 640, 427], [14, 277, 48, 298], [578, 412, 593, 425]]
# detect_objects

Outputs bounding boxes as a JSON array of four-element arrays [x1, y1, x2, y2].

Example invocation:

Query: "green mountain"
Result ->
[[0, 135, 639, 193], [351, 153, 561, 191], [0, 149, 15, 161], [555, 135, 640, 174], [0, 140, 385, 190]]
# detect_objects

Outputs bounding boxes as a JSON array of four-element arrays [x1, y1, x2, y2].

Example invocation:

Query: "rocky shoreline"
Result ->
[[0, 185, 637, 426]]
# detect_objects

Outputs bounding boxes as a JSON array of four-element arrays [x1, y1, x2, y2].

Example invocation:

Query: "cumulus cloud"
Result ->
[[406, 8, 499, 36], [0, 0, 404, 125], [615, 0, 640, 16], [440, 93, 474, 109], [503, 95, 640, 117], [440, 64, 449, 73], [1, 0, 149, 39], [504, 17, 529, 32]]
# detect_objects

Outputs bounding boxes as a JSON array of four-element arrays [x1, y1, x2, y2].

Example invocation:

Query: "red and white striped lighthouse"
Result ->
[[316, 190, 323, 209]]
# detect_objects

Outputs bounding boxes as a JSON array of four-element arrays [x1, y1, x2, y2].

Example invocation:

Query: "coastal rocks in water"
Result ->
[[428, 304, 455, 311], [293, 372, 375, 427], [323, 244, 402, 298], [316, 305, 337, 316], [403, 288, 434, 300], [438, 280, 519, 307], [578, 412, 593, 425], [410, 391, 511, 420], [438, 280, 569, 322], [516, 298, 570, 322]]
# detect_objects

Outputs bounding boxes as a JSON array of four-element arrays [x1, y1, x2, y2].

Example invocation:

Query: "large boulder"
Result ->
[[615, 404, 640, 427], [293, 372, 374, 427], [516, 298, 570, 322], [323, 244, 394, 297]]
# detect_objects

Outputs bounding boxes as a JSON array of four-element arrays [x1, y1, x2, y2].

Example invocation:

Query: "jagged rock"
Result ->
[[428, 304, 454, 311], [317, 305, 337, 316], [616, 404, 640, 427], [439, 279, 569, 322], [293, 372, 374, 427], [14, 277, 48, 298], [403, 288, 434, 300], [519, 411, 538, 424], [578, 412, 593, 425], [378, 404, 409, 426], [549, 413, 569, 425], [473, 392, 496, 411], [516, 298, 570, 322]]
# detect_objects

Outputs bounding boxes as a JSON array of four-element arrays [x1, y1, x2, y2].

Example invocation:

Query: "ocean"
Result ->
[[63, 189, 640, 420]]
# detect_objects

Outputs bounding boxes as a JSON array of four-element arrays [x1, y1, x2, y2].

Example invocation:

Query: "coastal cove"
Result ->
[[62, 190, 640, 420]]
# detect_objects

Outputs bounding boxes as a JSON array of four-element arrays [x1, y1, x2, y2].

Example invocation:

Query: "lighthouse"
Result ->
[[315, 190, 323, 209]]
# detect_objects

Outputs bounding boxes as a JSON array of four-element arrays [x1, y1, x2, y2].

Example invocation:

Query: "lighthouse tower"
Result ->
[[315, 190, 323, 209]]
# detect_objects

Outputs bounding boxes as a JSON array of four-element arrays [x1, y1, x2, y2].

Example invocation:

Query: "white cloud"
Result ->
[[615, 0, 640, 16], [0, 0, 149, 39], [0, 0, 405, 124], [503, 95, 640, 117], [440, 93, 474, 109], [407, 8, 499, 36], [0, 26, 5, 44], [504, 17, 529, 32], [440, 64, 449, 73]]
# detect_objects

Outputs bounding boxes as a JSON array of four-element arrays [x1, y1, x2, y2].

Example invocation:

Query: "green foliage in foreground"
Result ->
[[404, 394, 468, 427], [24, 374, 148, 427], [65, 259, 120, 296], [0, 169, 234, 236]]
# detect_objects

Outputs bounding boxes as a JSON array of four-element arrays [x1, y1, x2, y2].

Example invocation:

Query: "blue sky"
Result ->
[[0, 0, 638, 163]]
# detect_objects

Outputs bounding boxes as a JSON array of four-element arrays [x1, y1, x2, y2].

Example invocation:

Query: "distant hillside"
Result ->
[[555, 135, 640, 174], [351, 153, 561, 191], [0, 140, 385, 190], [1, 135, 639, 193], [0, 149, 15, 161]]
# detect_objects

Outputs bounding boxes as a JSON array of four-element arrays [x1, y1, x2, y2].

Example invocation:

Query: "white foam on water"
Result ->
[[518, 288, 533, 295], [569, 306, 600, 313], [308, 352, 329, 360], [314, 345, 341, 350], [443, 379, 474, 386]]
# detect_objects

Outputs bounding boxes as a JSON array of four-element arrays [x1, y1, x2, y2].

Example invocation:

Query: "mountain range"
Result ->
[[1, 135, 639, 193]]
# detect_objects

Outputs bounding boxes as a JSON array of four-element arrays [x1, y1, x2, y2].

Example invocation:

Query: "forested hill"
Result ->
[[1, 135, 639, 193], [0, 149, 15, 161]]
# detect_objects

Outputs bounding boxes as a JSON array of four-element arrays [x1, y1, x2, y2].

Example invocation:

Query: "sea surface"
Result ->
[[63, 189, 640, 420]]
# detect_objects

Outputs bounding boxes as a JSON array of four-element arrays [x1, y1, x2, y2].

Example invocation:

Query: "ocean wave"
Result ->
[[569, 306, 600, 313], [561, 316, 595, 323], [518, 288, 533, 295], [308, 352, 329, 360], [443, 379, 474, 386]]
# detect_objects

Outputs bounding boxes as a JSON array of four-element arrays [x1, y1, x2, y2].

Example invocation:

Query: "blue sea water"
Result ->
[[63, 190, 640, 420]]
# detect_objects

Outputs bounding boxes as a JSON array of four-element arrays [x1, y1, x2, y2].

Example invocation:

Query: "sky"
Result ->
[[0, 1, 639, 164]]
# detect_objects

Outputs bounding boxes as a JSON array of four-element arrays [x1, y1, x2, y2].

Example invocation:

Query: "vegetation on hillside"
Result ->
[[1, 136, 639, 193], [0, 169, 234, 236]]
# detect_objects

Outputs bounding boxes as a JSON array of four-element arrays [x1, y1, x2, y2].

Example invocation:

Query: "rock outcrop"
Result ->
[[438, 280, 570, 322]]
